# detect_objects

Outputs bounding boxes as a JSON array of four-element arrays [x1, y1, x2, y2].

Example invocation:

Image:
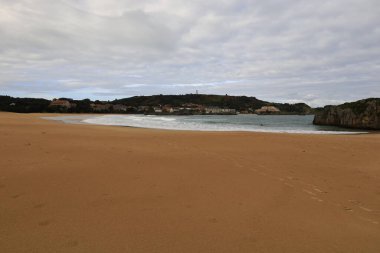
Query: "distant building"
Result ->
[[182, 103, 201, 109], [49, 99, 72, 109], [112, 104, 127, 111], [90, 103, 112, 111], [205, 106, 236, 115], [255, 106, 280, 114], [137, 106, 150, 113], [153, 106, 162, 113], [162, 105, 174, 113]]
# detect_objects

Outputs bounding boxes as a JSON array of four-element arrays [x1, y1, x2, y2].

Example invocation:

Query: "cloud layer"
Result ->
[[1, 0, 379, 106]]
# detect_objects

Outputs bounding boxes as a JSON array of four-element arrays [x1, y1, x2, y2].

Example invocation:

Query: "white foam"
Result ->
[[76, 115, 366, 135]]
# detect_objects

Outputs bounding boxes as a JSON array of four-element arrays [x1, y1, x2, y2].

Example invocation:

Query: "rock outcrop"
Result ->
[[255, 106, 280, 115], [313, 98, 380, 130]]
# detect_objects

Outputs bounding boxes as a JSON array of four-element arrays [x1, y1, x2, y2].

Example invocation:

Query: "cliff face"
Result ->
[[313, 98, 380, 130], [255, 106, 280, 115]]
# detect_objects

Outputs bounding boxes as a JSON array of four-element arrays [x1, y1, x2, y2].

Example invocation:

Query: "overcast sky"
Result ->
[[1, 0, 379, 106]]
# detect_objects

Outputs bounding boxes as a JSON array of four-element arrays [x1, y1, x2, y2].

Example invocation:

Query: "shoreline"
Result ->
[[41, 113, 370, 135], [1, 112, 380, 252]]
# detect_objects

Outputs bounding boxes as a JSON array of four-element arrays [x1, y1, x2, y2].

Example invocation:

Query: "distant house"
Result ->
[[137, 106, 150, 113], [205, 106, 236, 115], [255, 106, 280, 114], [182, 103, 204, 113], [162, 105, 173, 113], [49, 99, 72, 109], [182, 103, 201, 109], [112, 104, 127, 112], [90, 103, 112, 111], [220, 108, 236, 114], [153, 106, 162, 113]]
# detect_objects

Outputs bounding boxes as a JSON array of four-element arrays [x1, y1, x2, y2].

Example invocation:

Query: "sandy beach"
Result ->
[[1, 112, 380, 252]]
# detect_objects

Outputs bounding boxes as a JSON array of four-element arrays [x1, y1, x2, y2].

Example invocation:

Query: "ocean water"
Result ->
[[43, 114, 366, 134]]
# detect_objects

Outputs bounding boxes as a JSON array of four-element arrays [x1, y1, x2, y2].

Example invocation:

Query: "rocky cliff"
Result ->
[[313, 98, 380, 130]]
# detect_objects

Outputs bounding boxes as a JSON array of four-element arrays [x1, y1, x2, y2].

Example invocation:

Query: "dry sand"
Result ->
[[1, 112, 380, 252]]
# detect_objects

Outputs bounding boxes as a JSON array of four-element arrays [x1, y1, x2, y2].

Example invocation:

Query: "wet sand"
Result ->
[[1, 112, 380, 252]]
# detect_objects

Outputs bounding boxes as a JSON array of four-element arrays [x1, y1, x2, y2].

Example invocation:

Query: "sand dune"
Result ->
[[1, 112, 380, 252]]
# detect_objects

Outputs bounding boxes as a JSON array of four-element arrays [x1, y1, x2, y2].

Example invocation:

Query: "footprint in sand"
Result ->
[[33, 203, 45, 209], [343, 206, 353, 212], [311, 196, 323, 202], [38, 220, 51, 226], [66, 240, 79, 247], [302, 189, 317, 196], [348, 200, 373, 212], [358, 216, 379, 225], [284, 182, 294, 188], [208, 218, 218, 223], [358, 206, 373, 212], [313, 188, 326, 194]]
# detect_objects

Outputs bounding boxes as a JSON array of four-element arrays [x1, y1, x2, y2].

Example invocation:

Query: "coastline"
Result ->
[[43, 113, 369, 135], [1, 112, 380, 252]]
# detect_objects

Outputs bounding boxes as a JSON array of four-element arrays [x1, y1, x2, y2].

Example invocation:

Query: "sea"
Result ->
[[42, 114, 366, 134]]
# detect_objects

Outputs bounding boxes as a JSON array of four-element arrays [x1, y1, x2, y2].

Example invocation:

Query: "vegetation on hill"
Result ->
[[339, 98, 380, 115], [272, 102, 313, 115], [313, 98, 380, 130], [115, 94, 267, 110], [115, 94, 313, 114], [0, 95, 50, 113], [0, 94, 314, 115]]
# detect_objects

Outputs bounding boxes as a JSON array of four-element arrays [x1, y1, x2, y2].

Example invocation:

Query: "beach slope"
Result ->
[[0, 112, 380, 252]]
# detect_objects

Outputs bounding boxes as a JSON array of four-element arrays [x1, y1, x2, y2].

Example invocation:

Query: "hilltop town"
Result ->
[[0, 94, 314, 115]]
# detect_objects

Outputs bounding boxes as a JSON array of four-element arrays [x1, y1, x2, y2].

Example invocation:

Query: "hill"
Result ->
[[313, 98, 380, 129], [0, 94, 313, 115], [115, 94, 313, 114]]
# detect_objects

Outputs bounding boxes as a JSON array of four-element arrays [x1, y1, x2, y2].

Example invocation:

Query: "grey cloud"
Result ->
[[0, 0, 379, 105]]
